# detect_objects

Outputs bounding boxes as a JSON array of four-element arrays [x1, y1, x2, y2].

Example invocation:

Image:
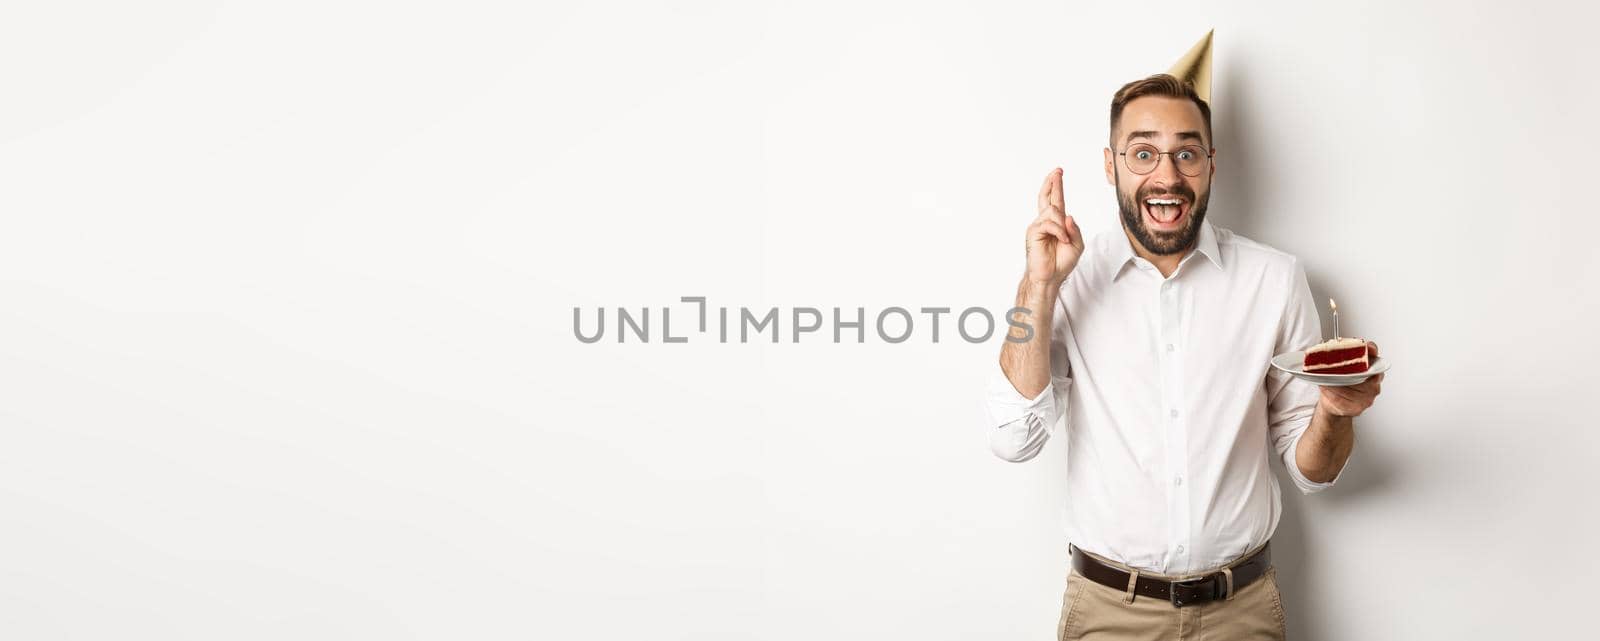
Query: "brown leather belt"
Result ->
[[1070, 543, 1272, 608]]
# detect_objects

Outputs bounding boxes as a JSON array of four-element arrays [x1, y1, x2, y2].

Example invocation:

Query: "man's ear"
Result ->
[[1103, 147, 1115, 185], [1209, 148, 1217, 180]]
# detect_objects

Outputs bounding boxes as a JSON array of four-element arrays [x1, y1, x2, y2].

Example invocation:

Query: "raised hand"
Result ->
[[1026, 168, 1085, 287]]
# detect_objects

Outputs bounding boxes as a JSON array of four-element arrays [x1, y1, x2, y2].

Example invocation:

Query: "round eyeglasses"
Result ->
[[1117, 143, 1213, 176]]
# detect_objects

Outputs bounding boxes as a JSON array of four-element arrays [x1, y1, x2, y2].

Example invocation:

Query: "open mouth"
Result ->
[[1142, 196, 1188, 228]]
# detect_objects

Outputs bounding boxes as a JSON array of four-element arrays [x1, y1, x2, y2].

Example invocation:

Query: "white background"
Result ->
[[3, 1, 1597, 638]]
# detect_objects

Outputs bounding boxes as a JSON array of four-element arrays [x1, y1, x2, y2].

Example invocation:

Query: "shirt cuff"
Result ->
[[1281, 424, 1345, 494], [985, 361, 1057, 428]]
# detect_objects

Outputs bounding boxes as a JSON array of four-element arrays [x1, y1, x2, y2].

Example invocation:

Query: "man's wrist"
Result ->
[[1020, 277, 1063, 298], [1314, 398, 1357, 426]]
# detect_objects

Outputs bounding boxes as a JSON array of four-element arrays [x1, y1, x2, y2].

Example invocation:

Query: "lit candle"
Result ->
[[1329, 298, 1339, 339]]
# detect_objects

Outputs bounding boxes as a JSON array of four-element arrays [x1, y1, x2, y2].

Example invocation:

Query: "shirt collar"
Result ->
[[1108, 220, 1224, 284]]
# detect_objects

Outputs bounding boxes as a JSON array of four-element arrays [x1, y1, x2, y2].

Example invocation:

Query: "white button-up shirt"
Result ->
[[986, 220, 1342, 575]]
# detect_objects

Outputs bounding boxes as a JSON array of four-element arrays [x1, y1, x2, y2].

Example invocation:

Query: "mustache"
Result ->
[[1136, 184, 1197, 202]]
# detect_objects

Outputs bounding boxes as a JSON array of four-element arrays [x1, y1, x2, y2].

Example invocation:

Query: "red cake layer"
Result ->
[[1306, 361, 1371, 374], [1305, 346, 1367, 367]]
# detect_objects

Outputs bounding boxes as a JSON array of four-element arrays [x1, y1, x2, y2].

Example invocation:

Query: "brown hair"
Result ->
[[1109, 74, 1211, 146]]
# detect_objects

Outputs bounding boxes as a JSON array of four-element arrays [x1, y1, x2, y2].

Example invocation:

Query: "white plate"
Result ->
[[1270, 350, 1390, 387]]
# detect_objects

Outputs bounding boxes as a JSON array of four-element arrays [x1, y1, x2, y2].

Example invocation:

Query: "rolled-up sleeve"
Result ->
[[1267, 257, 1343, 494], [985, 295, 1073, 463]]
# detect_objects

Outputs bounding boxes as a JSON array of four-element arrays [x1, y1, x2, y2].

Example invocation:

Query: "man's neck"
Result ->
[[1122, 225, 1194, 280]]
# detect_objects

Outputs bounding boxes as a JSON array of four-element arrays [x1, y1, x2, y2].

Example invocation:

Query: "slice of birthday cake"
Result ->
[[1303, 337, 1375, 374]]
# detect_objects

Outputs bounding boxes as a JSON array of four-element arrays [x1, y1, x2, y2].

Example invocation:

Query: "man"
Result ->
[[986, 72, 1385, 640]]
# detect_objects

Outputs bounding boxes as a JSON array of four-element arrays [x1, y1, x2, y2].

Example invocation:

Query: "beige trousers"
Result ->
[[1056, 554, 1288, 641]]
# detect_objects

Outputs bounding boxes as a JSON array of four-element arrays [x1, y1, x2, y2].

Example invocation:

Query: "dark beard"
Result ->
[[1116, 168, 1210, 257]]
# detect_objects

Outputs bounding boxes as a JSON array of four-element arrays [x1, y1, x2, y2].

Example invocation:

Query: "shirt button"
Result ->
[[1177, 545, 1186, 554], [1174, 475, 1183, 486], [1166, 343, 1174, 352], [1169, 409, 1178, 419]]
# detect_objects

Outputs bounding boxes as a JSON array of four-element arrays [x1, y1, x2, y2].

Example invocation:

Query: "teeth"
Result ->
[[1145, 198, 1181, 205]]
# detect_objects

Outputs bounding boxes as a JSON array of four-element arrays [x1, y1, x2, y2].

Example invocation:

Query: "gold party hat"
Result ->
[[1167, 29, 1214, 103]]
